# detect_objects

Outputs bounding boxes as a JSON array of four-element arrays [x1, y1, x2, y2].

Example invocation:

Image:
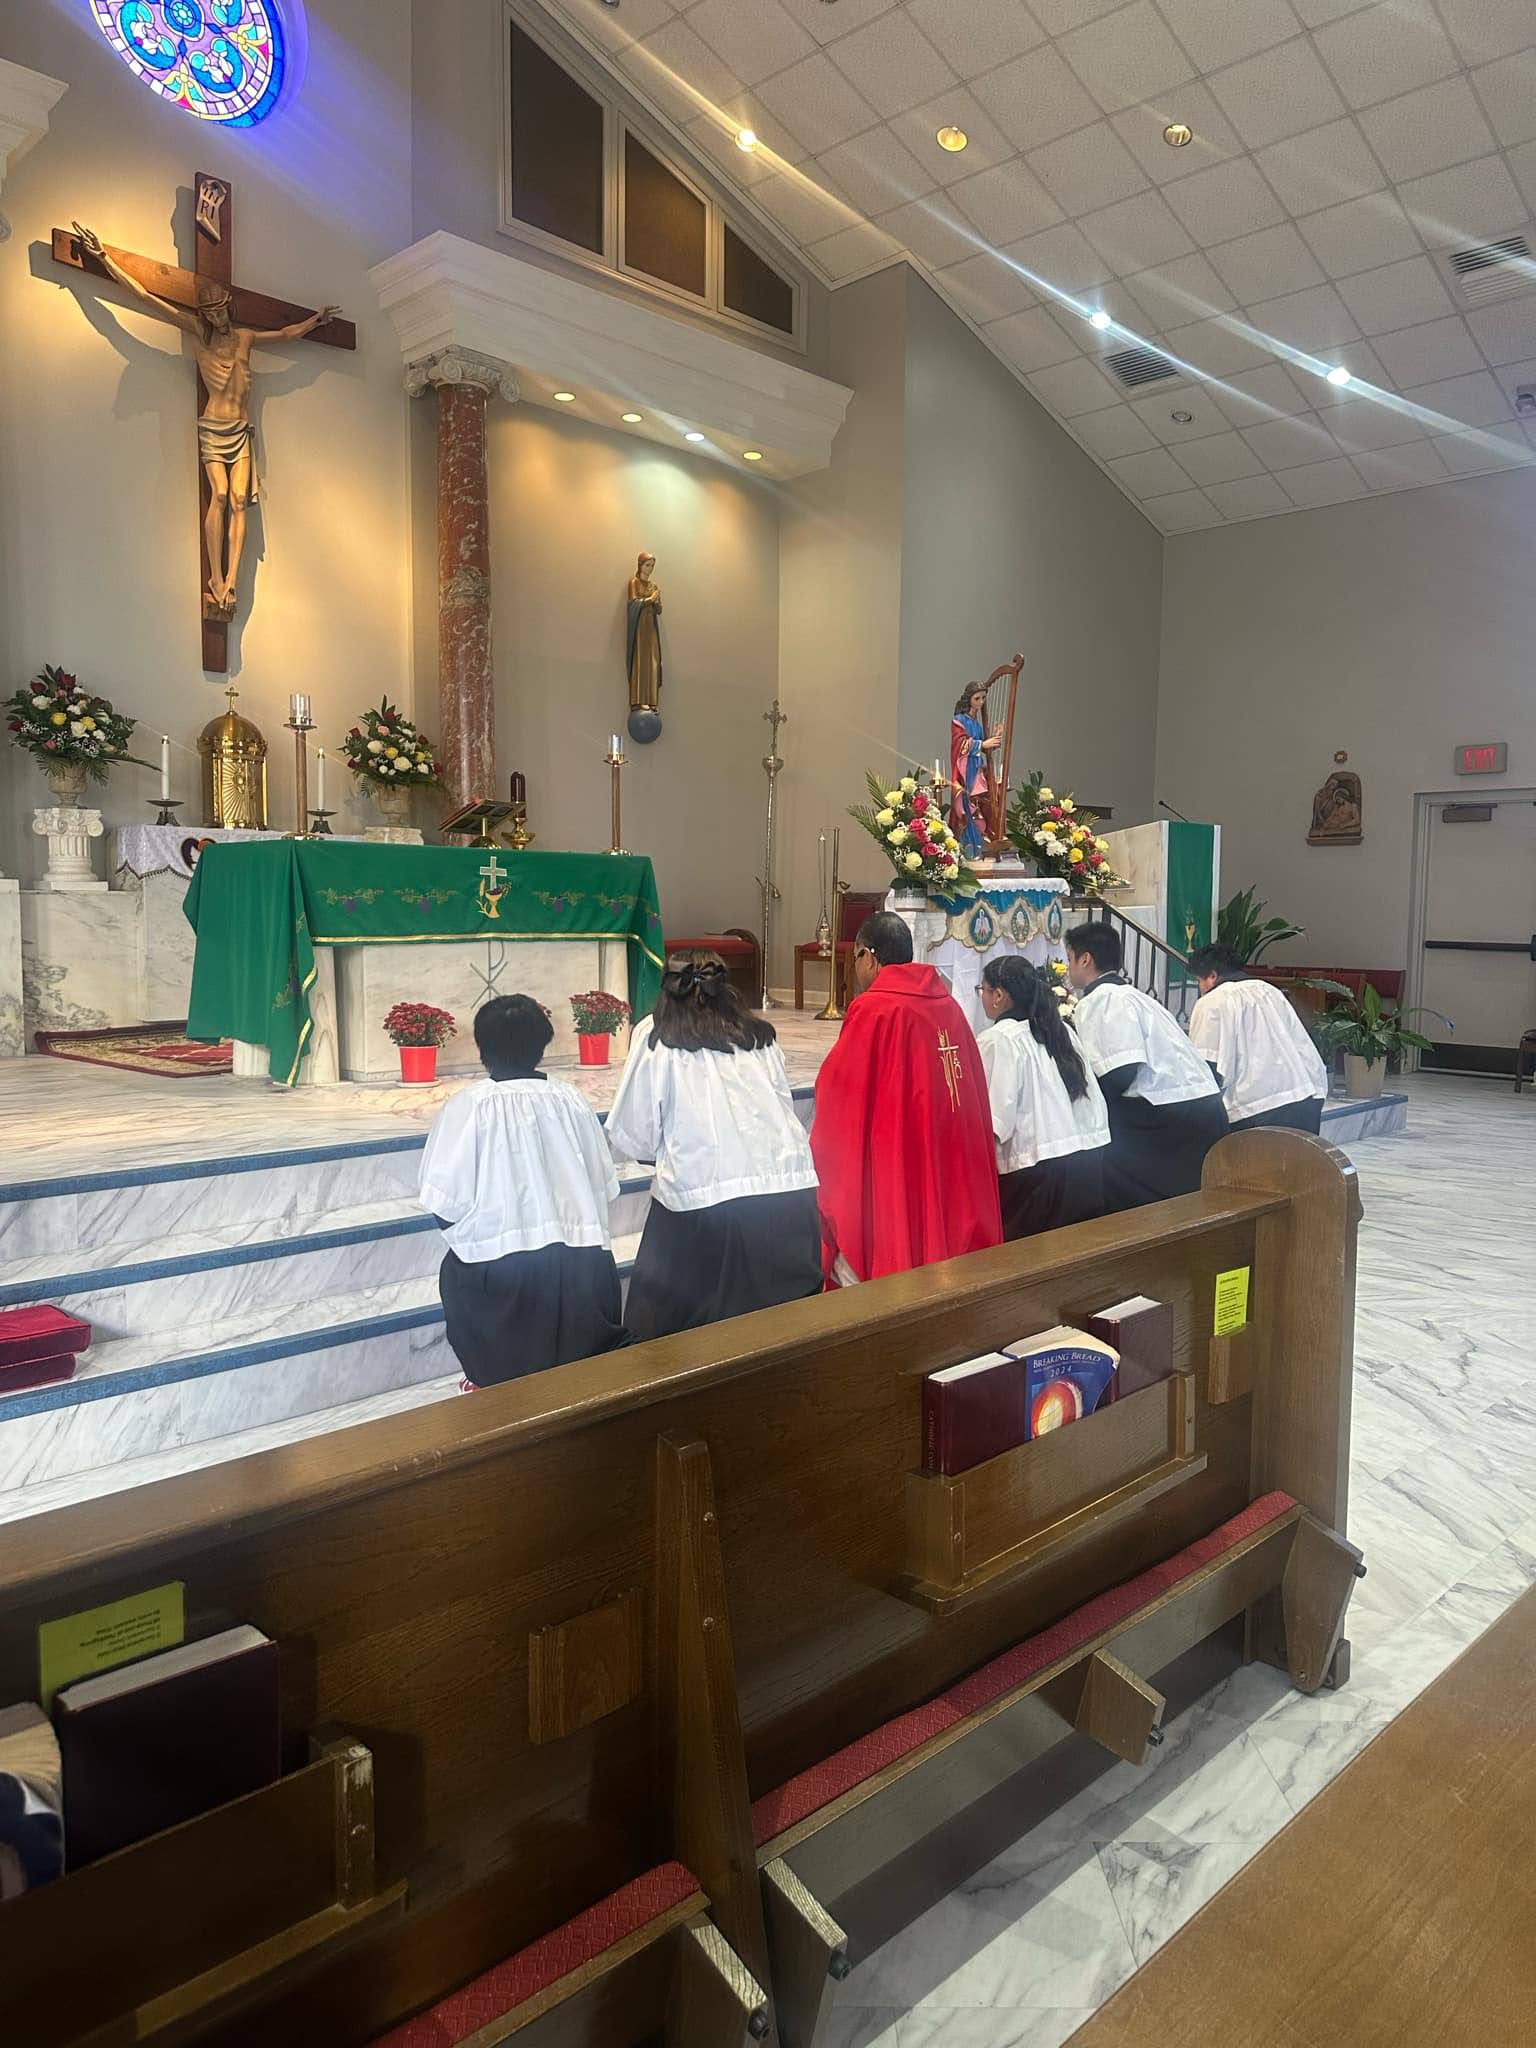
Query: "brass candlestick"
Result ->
[[757, 700, 786, 1008], [605, 735, 627, 855], [815, 826, 850, 1022], [285, 698, 314, 839], [504, 770, 535, 850]]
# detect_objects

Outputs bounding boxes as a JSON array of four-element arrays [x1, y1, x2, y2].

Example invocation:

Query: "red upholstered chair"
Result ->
[[794, 891, 885, 1010], [660, 928, 761, 1002]]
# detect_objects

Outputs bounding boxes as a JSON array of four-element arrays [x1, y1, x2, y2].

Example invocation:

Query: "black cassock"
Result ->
[[439, 1242, 627, 1387], [624, 1187, 823, 1342]]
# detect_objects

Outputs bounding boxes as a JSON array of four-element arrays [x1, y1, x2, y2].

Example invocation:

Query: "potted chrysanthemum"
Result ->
[[570, 990, 631, 1067], [5, 664, 142, 800], [383, 1001, 456, 1084], [344, 700, 440, 827]]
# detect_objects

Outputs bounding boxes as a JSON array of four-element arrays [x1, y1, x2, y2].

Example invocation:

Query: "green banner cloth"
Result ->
[[1165, 821, 1217, 988], [184, 841, 666, 1085]]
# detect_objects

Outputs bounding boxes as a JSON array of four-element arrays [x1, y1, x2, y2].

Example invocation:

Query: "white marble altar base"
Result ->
[[0, 883, 22, 1060], [20, 891, 141, 1038], [887, 874, 1071, 1035], [115, 867, 199, 1018]]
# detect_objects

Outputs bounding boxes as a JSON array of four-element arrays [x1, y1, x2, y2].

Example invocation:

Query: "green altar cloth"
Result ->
[[184, 841, 666, 1084]]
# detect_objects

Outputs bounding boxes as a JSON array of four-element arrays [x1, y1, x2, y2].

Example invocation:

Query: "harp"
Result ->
[[978, 652, 1025, 852]]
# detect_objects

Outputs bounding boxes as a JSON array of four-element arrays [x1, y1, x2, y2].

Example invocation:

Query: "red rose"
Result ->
[[1090, 853, 1104, 867], [1049, 806, 1064, 820], [912, 792, 929, 814]]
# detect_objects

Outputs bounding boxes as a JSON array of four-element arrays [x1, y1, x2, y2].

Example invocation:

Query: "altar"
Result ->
[[184, 842, 666, 1086], [885, 871, 1071, 1033]]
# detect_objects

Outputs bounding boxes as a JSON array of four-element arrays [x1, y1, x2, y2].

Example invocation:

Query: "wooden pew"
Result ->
[[0, 1130, 1362, 2047]]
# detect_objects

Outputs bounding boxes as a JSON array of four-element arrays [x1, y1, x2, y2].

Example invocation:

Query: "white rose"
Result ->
[[1095, 837, 1110, 853], [367, 739, 384, 754], [900, 776, 918, 794], [1034, 829, 1049, 846], [31, 695, 48, 708], [884, 789, 902, 805], [888, 826, 909, 846], [69, 719, 86, 736], [875, 807, 896, 827], [1061, 798, 1076, 813], [904, 851, 923, 872], [416, 761, 430, 775], [1039, 787, 1055, 802]]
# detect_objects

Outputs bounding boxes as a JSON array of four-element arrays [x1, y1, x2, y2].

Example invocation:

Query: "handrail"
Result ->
[[1069, 897, 1197, 1026]]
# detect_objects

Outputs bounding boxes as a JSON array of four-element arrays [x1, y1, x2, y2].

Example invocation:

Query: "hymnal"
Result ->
[[54, 1625, 280, 1867], [1078, 1296, 1173, 1401], [1005, 1326, 1119, 1436], [922, 1352, 1026, 1475]]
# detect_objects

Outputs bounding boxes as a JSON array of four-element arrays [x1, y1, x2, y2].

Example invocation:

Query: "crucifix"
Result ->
[[52, 173, 356, 673]]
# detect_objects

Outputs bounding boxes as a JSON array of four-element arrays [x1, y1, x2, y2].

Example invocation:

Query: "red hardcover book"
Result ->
[[0, 1307, 92, 1370], [922, 1353, 1027, 1475], [1079, 1296, 1173, 1401], [0, 1351, 77, 1395]]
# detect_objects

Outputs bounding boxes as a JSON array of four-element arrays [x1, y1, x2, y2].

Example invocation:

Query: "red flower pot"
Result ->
[[577, 1032, 611, 1067], [399, 1044, 438, 1084]]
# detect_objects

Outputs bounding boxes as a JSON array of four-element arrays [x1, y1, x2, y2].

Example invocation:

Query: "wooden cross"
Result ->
[[52, 173, 356, 673]]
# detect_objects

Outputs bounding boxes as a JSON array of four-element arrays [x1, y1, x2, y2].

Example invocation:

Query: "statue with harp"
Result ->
[[950, 653, 1025, 859]]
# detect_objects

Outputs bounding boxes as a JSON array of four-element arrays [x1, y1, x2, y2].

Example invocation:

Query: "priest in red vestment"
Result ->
[[812, 912, 1003, 1286]]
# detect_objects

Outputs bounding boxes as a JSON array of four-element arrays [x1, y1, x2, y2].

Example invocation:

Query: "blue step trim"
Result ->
[[0, 1133, 427, 1206]]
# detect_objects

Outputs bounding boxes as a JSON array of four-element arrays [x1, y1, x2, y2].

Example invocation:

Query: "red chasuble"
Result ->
[[812, 963, 1003, 1284]]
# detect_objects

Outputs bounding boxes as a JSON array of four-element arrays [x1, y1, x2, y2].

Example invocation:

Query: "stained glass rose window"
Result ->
[[89, 1, 288, 126]]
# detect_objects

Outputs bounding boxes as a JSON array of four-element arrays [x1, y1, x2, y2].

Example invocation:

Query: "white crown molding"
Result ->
[[370, 231, 852, 478], [0, 57, 67, 215]]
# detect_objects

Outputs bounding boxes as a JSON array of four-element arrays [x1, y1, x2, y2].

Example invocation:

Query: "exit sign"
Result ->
[[1455, 742, 1508, 776]]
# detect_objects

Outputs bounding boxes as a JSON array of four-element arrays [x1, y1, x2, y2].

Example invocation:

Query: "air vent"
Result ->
[[1447, 234, 1533, 306], [1105, 345, 1177, 390]]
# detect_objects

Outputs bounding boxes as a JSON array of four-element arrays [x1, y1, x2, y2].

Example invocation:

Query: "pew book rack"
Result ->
[[0, 1130, 1363, 2048]]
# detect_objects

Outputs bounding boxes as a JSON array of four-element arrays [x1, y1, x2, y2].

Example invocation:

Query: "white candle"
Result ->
[[932, 757, 942, 787], [610, 733, 621, 757], [160, 735, 170, 801], [316, 748, 326, 810]]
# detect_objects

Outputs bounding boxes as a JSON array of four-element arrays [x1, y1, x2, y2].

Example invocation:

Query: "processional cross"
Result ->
[[52, 174, 355, 672]]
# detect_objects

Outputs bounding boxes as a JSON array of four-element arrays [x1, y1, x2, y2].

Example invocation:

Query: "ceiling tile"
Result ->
[[1030, 0, 1128, 31], [1488, 353, 1536, 403], [1111, 82, 1247, 184], [1254, 116, 1386, 214], [805, 219, 901, 279], [1208, 223, 1326, 303], [1211, 362, 1315, 422], [1068, 402, 1162, 455], [1058, 2, 1196, 116], [1171, 429, 1268, 482], [1372, 316, 1486, 387], [875, 192, 982, 269], [938, 249, 1041, 323], [1358, 78, 1497, 183], [777, 0, 899, 43], [1142, 487, 1222, 528], [1323, 389, 1430, 447], [1402, 369, 1513, 426], [1290, 0, 1376, 23], [686, 113, 778, 185], [1159, 315, 1275, 377], [827, 11, 957, 118], [987, 303, 1085, 368], [1336, 256, 1455, 334], [950, 157, 1064, 242], [1027, 122, 1150, 214], [625, 20, 747, 128], [1350, 438, 1449, 487], [1510, 141, 1536, 218], [1077, 189, 1195, 273], [972, 43, 1103, 148], [1241, 413, 1344, 466], [1396, 156, 1528, 248], [1204, 472, 1296, 515], [1298, 193, 1422, 278], [888, 90, 1019, 183], [1123, 251, 1236, 327], [905, 0, 1047, 77], [1434, 0, 1536, 68], [1004, 219, 1116, 292], [1047, 281, 1144, 342], [1472, 52, 1536, 149], [1153, 0, 1300, 72], [1307, 337, 1392, 396], [818, 126, 938, 216], [568, 0, 678, 57], [1127, 384, 1233, 438], [1163, 158, 1286, 243], [1432, 423, 1533, 471], [686, 0, 816, 85], [1466, 298, 1536, 367], [1026, 354, 1127, 412], [1208, 40, 1346, 151], [752, 170, 858, 244], [1107, 446, 1196, 496], [1246, 281, 1361, 351], [1311, 2, 1460, 111], [1280, 455, 1368, 504], [753, 53, 879, 156]]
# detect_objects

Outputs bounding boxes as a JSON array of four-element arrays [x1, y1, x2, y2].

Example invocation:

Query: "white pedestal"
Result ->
[[20, 891, 142, 1039], [32, 805, 106, 891], [0, 882, 23, 1060], [885, 873, 1071, 1036]]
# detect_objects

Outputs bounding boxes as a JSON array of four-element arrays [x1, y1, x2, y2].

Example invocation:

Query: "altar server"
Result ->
[[1066, 922, 1228, 1212], [977, 955, 1110, 1237], [812, 913, 1002, 1284], [1188, 945, 1328, 1133], [606, 952, 821, 1340], [419, 995, 626, 1386]]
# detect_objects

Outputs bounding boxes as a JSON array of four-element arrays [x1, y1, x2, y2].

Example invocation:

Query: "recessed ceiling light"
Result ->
[[1088, 309, 1112, 330], [743, 449, 763, 461], [685, 430, 706, 443], [736, 128, 758, 153], [1326, 365, 1352, 387], [1171, 409, 1194, 423], [621, 411, 643, 423], [553, 390, 576, 403], [936, 125, 968, 153], [1164, 122, 1193, 147]]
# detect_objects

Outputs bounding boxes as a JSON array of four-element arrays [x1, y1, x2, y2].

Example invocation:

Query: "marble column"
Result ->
[[405, 349, 519, 806]]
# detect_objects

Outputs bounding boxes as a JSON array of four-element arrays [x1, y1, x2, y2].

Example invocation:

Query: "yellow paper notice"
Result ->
[[1213, 1267, 1251, 1337], [39, 1581, 185, 1708]]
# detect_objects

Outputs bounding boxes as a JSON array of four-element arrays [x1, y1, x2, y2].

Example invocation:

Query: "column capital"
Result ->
[[404, 349, 519, 403]]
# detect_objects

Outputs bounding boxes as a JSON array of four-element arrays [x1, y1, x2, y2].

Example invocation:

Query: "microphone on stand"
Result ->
[[1157, 797, 1191, 822]]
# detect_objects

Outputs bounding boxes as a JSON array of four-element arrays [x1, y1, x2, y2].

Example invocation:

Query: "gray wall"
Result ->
[[1157, 469, 1536, 967]]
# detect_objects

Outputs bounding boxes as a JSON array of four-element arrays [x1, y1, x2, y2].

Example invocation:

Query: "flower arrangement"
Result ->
[[383, 1001, 457, 1048], [1006, 773, 1125, 895], [1047, 957, 1080, 1022], [570, 990, 632, 1037], [343, 700, 440, 786], [850, 771, 980, 899], [5, 665, 140, 780]]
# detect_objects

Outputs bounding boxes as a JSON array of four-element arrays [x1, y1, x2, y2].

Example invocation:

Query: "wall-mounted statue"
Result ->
[[626, 550, 664, 744], [1308, 769, 1363, 845]]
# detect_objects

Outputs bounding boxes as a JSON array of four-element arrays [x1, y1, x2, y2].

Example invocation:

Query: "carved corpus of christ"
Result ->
[[72, 222, 340, 614]]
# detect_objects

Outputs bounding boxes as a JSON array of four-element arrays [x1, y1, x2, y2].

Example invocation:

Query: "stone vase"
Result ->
[[372, 781, 414, 825], [43, 759, 89, 802]]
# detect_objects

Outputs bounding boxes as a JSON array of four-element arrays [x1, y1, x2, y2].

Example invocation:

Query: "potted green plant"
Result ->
[[570, 990, 631, 1067], [383, 1001, 456, 1085], [1307, 982, 1449, 1098], [1217, 886, 1304, 962]]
